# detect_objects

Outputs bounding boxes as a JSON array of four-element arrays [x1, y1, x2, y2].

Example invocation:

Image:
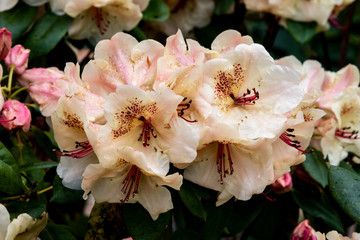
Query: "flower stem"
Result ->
[[7, 65, 16, 97], [11, 87, 28, 98], [38, 186, 53, 195]]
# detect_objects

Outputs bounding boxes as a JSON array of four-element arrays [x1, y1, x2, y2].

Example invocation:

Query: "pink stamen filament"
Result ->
[[216, 143, 234, 184], [231, 88, 259, 105], [55, 141, 93, 158], [0, 116, 16, 122], [138, 117, 157, 147], [280, 128, 311, 153], [92, 8, 110, 35], [335, 127, 360, 139], [177, 97, 197, 123], [121, 165, 141, 202]]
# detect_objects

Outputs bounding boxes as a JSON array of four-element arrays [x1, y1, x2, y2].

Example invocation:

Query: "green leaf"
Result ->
[[292, 189, 344, 232], [39, 223, 77, 240], [200, 200, 234, 240], [127, 27, 147, 41], [286, 19, 317, 44], [31, 126, 58, 161], [303, 147, 329, 187], [179, 180, 207, 220], [123, 203, 171, 240], [0, 160, 24, 195], [142, 0, 170, 22], [170, 228, 202, 240], [329, 166, 360, 224], [23, 12, 72, 60], [6, 199, 46, 219], [227, 196, 266, 234], [214, 0, 234, 15], [0, 3, 37, 40], [51, 175, 83, 204], [0, 141, 18, 170], [20, 161, 58, 171]]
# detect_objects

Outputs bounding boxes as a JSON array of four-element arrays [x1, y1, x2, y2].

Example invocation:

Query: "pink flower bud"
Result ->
[[4, 45, 30, 75], [271, 172, 293, 194], [0, 28, 12, 61], [292, 220, 318, 240], [0, 100, 31, 132]]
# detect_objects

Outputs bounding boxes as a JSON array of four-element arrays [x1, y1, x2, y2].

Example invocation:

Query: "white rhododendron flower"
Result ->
[[0, 204, 48, 240], [82, 32, 164, 97], [65, 0, 149, 44], [316, 230, 360, 240], [243, 0, 355, 29]]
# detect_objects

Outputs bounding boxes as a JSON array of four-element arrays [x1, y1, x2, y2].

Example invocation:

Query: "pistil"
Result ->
[[121, 165, 141, 202], [231, 88, 259, 105], [138, 117, 157, 147], [216, 143, 234, 184], [335, 127, 360, 139]]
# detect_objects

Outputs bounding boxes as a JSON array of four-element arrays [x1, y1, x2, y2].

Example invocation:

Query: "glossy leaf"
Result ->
[[0, 141, 18, 169], [50, 175, 83, 204], [179, 180, 207, 220], [23, 12, 72, 60], [142, 0, 170, 22], [0, 160, 24, 195], [0, 3, 37, 40], [286, 20, 317, 44], [329, 166, 360, 224], [39, 223, 77, 240], [123, 203, 171, 240], [303, 147, 329, 187], [292, 189, 344, 232], [31, 126, 58, 161], [20, 161, 58, 171], [6, 199, 46, 219]]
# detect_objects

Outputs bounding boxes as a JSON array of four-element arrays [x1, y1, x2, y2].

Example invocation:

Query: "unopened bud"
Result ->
[[5, 45, 30, 75], [0, 100, 31, 132], [271, 172, 293, 194], [292, 220, 318, 240], [0, 28, 12, 61]]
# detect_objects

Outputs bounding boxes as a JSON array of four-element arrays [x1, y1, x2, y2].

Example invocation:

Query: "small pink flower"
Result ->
[[0, 100, 31, 132], [292, 220, 318, 240], [0, 28, 12, 61], [4, 45, 30, 75], [271, 172, 293, 194]]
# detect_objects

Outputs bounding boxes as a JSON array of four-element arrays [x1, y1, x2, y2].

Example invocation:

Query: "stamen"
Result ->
[[54, 141, 94, 158], [138, 117, 157, 147], [177, 97, 197, 123], [0, 116, 16, 122], [279, 128, 311, 153], [231, 88, 259, 105], [216, 143, 234, 184], [121, 165, 141, 202], [91, 7, 110, 35], [335, 127, 360, 139]]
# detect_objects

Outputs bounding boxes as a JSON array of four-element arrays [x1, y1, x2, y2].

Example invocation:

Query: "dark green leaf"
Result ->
[[127, 27, 147, 41], [170, 228, 202, 240], [200, 200, 234, 240], [0, 160, 24, 195], [31, 126, 58, 161], [142, 0, 170, 22], [24, 12, 72, 60], [286, 20, 317, 44], [227, 196, 266, 234], [303, 147, 329, 187], [123, 203, 171, 240], [51, 175, 83, 204], [39, 223, 77, 240], [179, 180, 207, 220], [0, 141, 18, 170], [214, 0, 234, 15], [0, 3, 37, 40], [6, 199, 46, 219], [292, 189, 344, 232], [20, 161, 58, 171], [329, 166, 360, 224]]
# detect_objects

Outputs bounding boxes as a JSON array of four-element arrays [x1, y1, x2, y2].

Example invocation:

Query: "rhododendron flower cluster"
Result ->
[[45, 29, 329, 219]]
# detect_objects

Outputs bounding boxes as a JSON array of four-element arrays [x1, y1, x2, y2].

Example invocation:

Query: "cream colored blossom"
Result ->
[[0, 204, 48, 240], [243, 0, 355, 29], [316, 230, 360, 240], [65, 0, 149, 44]]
